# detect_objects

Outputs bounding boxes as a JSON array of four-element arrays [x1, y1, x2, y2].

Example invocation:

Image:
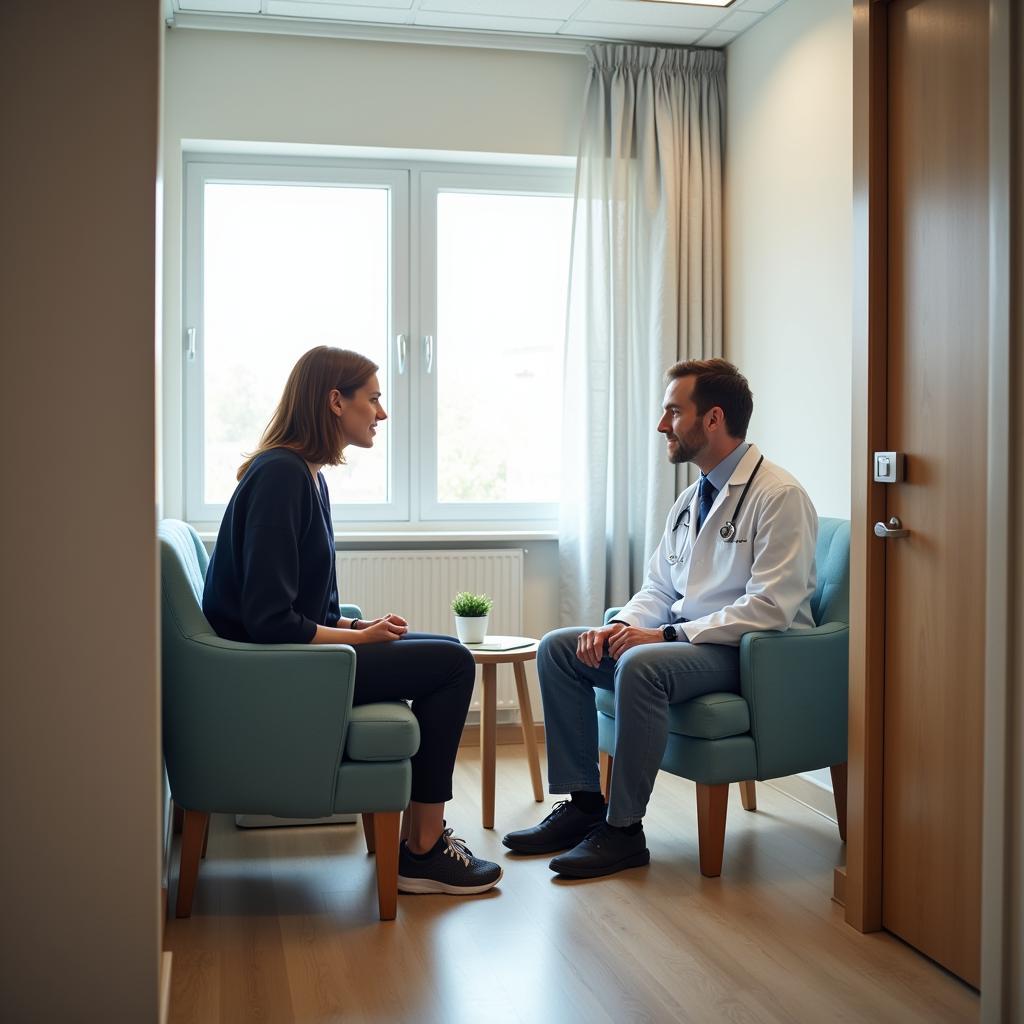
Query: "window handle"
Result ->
[[423, 334, 434, 374], [186, 326, 197, 361], [396, 334, 407, 375]]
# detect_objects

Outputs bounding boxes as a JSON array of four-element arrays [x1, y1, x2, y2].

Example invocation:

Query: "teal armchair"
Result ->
[[599, 517, 849, 876], [159, 520, 419, 920]]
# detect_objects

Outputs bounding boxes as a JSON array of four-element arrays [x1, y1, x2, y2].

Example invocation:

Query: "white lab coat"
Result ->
[[615, 444, 818, 646]]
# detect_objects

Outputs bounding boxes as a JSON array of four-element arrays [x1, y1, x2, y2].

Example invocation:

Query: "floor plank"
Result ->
[[165, 745, 978, 1024]]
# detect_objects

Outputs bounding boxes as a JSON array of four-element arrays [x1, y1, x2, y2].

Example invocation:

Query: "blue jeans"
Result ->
[[538, 628, 740, 826]]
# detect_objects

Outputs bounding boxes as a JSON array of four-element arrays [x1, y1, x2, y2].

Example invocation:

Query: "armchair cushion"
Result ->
[[344, 703, 420, 762], [739, 621, 849, 779], [595, 688, 750, 740]]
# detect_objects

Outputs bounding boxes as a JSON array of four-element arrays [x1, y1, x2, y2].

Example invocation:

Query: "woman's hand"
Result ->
[[357, 616, 408, 643]]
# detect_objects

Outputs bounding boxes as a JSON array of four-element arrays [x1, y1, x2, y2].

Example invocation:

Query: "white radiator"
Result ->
[[336, 549, 525, 710]]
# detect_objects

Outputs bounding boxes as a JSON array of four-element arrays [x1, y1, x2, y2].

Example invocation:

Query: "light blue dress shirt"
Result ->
[[703, 441, 752, 497]]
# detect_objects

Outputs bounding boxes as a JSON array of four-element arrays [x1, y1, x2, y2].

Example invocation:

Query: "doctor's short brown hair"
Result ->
[[665, 358, 754, 439]]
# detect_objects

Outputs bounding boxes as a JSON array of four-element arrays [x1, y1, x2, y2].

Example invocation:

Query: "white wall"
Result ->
[[725, 0, 853, 795], [725, 0, 853, 520], [0, 3, 163, 1019]]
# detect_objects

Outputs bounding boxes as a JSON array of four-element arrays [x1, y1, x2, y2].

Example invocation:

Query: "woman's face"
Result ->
[[332, 374, 387, 450]]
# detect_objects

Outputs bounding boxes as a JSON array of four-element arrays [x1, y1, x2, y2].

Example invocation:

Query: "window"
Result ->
[[183, 157, 574, 529]]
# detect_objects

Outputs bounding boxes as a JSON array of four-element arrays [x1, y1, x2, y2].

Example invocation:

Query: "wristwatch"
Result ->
[[662, 624, 679, 642]]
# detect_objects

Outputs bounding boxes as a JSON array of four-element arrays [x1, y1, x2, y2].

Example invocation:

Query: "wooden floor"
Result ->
[[164, 745, 978, 1024]]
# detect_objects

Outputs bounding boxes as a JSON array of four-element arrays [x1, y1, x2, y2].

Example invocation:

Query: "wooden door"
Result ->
[[881, 0, 988, 987]]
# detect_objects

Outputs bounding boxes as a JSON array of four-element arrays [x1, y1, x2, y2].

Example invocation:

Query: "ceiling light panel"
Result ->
[[420, 0, 582, 15], [576, 0, 729, 29]]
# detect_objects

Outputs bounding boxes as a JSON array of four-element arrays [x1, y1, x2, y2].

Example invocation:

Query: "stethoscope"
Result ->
[[671, 455, 765, 543]]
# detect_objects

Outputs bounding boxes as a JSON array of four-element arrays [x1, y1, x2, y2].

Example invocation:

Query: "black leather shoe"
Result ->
[[548, 822, 650, 878], [502, 799, 606, 854]]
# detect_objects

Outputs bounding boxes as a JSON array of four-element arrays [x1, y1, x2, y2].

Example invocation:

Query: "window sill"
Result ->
[[194, 527, 558, 545]]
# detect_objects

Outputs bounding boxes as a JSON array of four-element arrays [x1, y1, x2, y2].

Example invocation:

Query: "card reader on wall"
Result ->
[[873, 451, 905, 483]]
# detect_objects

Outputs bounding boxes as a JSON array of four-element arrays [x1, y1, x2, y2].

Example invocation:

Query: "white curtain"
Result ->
[[559, 44, 725, 626]]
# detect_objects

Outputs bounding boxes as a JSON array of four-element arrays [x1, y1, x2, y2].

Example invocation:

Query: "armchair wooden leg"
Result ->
[[372, 811, 401, 921], [175, 809, 209, 918], [361, 813, 376, 854], [600, 752, 613, 802], [830, 762, 848, 842], [696, 784, 729, 878], [739, 780, 757, 812], [200, 814, 210, 859]]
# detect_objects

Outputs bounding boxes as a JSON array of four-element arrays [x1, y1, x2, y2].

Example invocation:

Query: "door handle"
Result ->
[[874, 516, 909, 539], [396, 334, 407, 375], [423, 334, 434, 374]]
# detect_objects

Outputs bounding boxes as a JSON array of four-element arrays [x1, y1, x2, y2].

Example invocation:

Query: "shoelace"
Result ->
[[544, 799, 571, 821], [441, 828, 473, 867]]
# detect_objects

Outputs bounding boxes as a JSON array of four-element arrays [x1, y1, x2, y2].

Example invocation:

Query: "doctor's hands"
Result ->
[[575, 623, 669, 666], [575, 624, 624, 667], [606, 626, 665, 660]]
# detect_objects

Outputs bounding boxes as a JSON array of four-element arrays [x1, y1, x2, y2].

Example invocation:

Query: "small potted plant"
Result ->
[[451, 591, 493, 644]]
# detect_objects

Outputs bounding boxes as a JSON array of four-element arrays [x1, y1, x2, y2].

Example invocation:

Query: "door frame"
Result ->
[[979, 2, 1020, 1019], [849, 0, 1020, 1013]]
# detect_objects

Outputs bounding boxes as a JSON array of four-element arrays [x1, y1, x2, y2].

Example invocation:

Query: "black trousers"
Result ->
[[351, 633, 475, 804]]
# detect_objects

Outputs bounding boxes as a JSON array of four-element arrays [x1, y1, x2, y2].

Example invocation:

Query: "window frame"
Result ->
[[182, 153, 574, 532], [417, 169, 575, 523]]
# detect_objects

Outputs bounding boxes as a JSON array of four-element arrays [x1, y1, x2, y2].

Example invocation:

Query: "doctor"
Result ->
[[503, 358, 817, 878]]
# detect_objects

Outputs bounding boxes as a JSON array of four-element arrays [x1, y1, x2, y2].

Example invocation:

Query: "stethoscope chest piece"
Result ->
[[719, 522, 736, 541]]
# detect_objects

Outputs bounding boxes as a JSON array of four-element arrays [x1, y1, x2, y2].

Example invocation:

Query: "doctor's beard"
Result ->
[[666, 421, 709, 465]]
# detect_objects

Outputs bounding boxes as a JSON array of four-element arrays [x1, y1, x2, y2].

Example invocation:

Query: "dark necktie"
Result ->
[[696, 476, 717, 534]]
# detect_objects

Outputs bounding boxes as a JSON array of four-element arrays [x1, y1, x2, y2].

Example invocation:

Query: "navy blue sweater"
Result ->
[[203, 448, 340, 644]]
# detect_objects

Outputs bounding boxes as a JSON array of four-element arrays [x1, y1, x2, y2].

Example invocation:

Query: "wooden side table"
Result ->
[[465, 638, 544, 828]]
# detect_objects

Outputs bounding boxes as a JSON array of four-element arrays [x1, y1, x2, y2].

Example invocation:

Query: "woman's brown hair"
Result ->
[[237, 346, 379, 480]]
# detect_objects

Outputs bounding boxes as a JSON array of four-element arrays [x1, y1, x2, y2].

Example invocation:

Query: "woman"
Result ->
[[203, 345, 501, 896]]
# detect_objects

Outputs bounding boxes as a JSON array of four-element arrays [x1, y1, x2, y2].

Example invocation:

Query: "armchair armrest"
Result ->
[[163, 635, 357, 818], [339, 604, 362, 620], [739, 622, 848, 780]]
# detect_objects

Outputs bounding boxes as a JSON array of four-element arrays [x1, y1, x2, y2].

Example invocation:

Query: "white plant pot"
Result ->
[[454, 615, 489, 644]]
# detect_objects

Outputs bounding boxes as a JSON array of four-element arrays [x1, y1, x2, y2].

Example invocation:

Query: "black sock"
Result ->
[[404, 832, 445, 860], [570, 790, 606, 813], [608, 822, 643, 835]]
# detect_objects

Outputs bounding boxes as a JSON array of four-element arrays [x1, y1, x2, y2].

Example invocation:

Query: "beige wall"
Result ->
[[0, 2, 163, 1020], [725, 0, 853, 520]]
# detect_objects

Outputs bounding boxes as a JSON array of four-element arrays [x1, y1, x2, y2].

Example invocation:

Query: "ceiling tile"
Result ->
[[177, 0, 261, 12], [696, 28, 737, 47], [734, 0, 784, 12], [264, 1, 413, 21], [414, 11, 567, 33], [716, 9, 762, 31], [560, 19, 706, 44], [575, 0, 729, 30], [420, 0, 581, 16]]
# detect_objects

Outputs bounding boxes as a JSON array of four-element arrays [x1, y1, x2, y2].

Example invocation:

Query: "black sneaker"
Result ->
[[548, 822, 650, 879], [397, 828, 502, 895], [502, 799, 606, 855]]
